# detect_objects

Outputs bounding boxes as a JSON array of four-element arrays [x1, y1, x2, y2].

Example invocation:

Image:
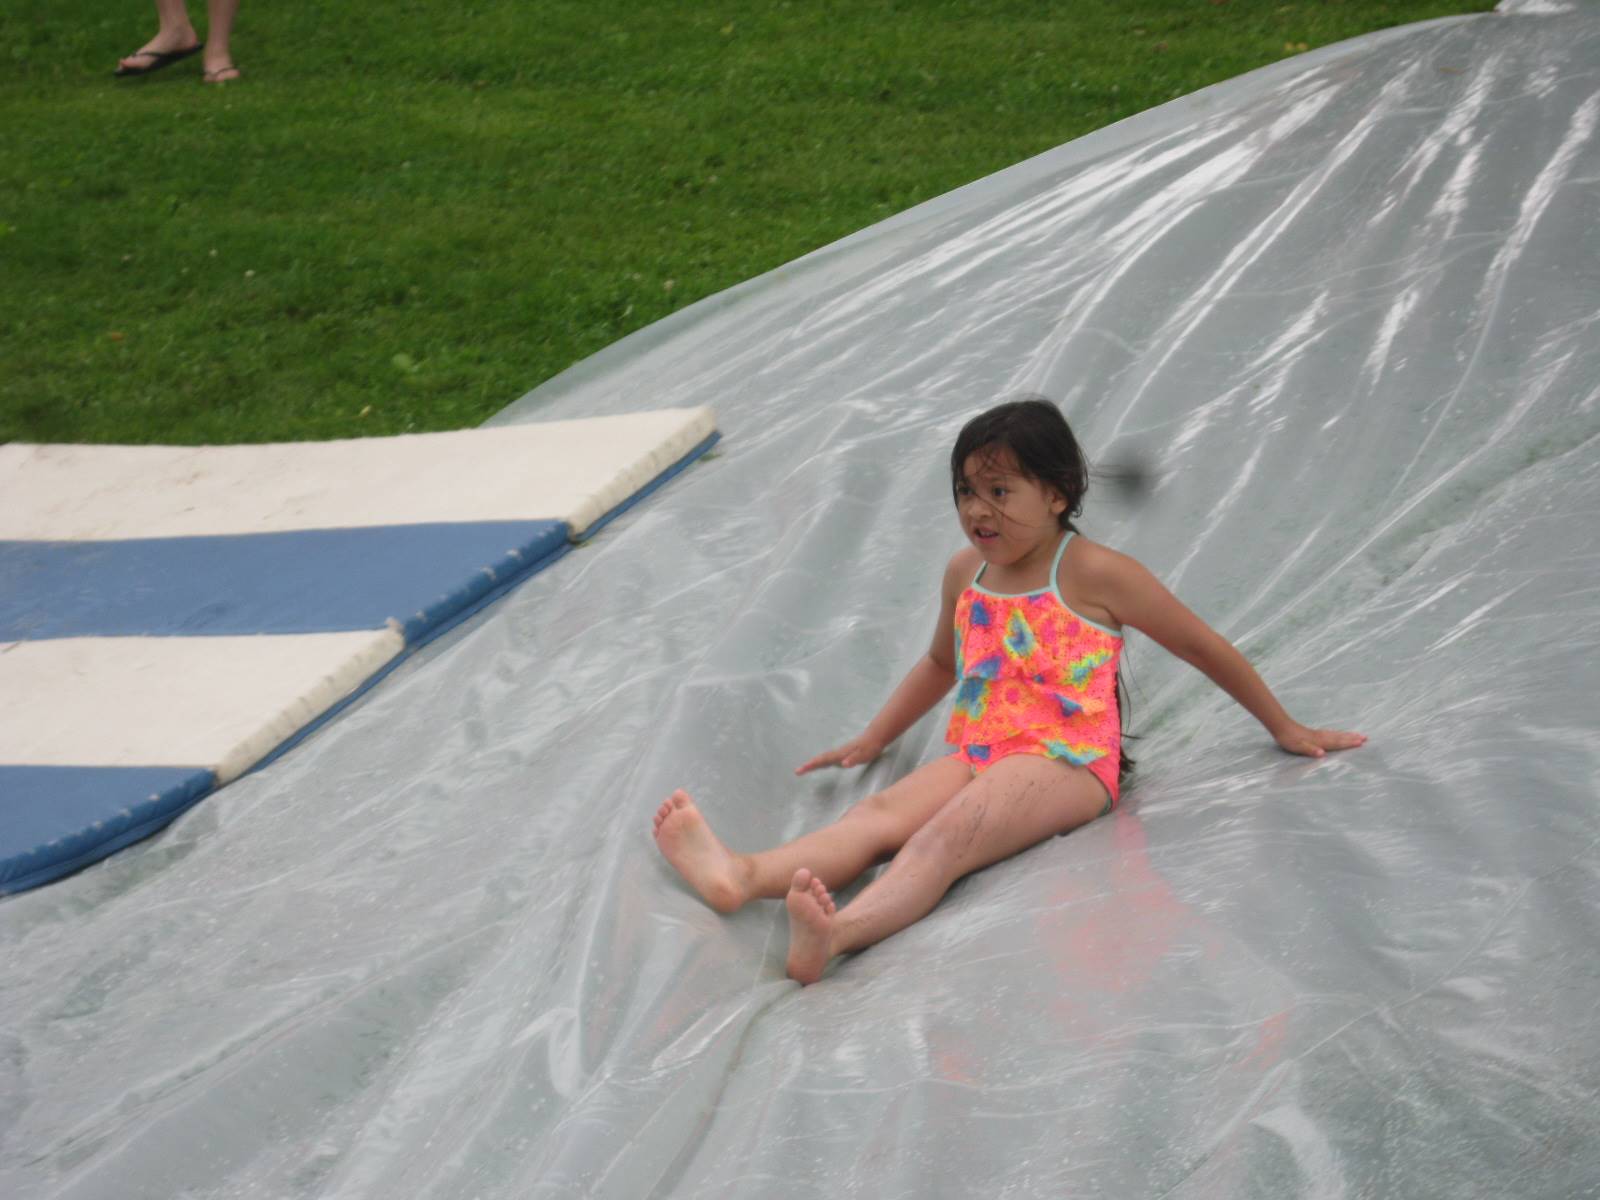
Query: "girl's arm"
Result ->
[[795, 550, 970, 774], [1085, 545, 1366, 758]]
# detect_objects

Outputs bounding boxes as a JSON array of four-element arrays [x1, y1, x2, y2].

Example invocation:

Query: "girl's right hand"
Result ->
[[795, 735, 885, 775]]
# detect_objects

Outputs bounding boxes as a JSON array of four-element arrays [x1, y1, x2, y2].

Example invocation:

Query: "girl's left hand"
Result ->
[[1274, 722, 1367, 758]]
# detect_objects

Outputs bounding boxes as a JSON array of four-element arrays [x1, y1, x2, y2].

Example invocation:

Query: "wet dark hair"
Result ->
[[949, 396, 1089, 531], [949, 394, 1137, 789]]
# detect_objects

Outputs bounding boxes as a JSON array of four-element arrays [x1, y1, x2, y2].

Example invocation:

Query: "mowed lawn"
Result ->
[[2, 1, 1494, 445]]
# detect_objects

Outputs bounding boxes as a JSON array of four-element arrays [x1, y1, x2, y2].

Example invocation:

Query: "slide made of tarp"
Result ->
[[2, 3, 1597, 1197], [0, 411, 717, 892]]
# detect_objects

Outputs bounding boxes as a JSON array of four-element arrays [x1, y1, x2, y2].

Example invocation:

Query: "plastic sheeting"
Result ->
[[3, 3, 1598, 1196]]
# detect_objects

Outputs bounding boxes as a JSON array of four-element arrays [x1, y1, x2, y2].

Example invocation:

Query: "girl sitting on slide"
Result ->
[[653, 397, 1365, 984]]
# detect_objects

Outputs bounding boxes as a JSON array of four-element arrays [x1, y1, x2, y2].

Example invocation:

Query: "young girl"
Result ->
[[652, 398, 1365, 985]]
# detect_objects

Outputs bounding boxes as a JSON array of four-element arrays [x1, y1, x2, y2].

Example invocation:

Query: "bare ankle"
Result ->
[[729, 853, 780, 901], [824, 925, 848, 961], [158, 22, 198, 46], [732, 853, 756, 893], [681, 850, 744, 914]]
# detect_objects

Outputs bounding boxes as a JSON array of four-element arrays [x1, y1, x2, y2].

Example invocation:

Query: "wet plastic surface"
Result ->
[[3, 4, 1598, 1196]]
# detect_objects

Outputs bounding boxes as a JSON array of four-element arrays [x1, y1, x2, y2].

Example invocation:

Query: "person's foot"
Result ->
[[652, 790, 747, 913], [116, 28, 201, 76], [784, 869, 836, 985], [202, 63, 242, 85]]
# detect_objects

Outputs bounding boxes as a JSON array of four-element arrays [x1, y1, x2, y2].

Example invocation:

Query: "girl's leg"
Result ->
[[785, 755, 1108, 984], [652, 756, 972, 914], [201, 0, 242, 82]]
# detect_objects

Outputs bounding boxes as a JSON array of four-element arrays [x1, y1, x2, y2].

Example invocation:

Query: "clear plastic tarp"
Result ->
[[4, 3, 1598, 1196]]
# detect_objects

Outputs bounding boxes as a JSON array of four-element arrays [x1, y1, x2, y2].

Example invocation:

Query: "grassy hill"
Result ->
[[1, 0, 1495, 444]]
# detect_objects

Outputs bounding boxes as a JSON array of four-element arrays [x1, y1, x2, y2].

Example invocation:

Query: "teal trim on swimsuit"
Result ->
[[948, 748, 1118, 814], [968, 532, 1124, 639]]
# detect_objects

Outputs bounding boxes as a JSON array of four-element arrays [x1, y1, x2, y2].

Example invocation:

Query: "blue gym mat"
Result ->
[[0, 411, 718, 892]]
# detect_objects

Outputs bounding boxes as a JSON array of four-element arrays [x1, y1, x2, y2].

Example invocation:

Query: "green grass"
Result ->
[[1, 0, 1495, 445]]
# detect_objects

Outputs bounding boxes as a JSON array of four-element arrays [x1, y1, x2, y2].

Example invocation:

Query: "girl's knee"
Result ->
[[851, 790, 894, 820], [898, 811, 966, 871], [844, 791, 914, 857]]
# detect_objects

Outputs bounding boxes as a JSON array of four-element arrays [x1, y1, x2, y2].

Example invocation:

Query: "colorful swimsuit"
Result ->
[[945, 532, 1124, 805]]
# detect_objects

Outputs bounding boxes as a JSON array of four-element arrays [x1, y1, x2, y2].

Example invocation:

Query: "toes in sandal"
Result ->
[[114, 43, 202, 77]]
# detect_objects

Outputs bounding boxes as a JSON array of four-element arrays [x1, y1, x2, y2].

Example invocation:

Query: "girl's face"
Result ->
[[955, 446, 1066, 562]]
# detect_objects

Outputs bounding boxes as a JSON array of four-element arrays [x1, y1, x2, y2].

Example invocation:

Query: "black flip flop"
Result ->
[[114, 43, 202, 77]]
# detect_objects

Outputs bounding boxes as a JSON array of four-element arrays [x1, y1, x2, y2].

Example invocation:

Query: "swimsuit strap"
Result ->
[[1050, 529, 1075, 585], [971, 530, 1074, 590]]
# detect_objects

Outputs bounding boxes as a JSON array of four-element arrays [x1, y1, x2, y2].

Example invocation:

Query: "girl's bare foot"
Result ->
[[652, 790, 747, 913], [785, 869, 836, 985]]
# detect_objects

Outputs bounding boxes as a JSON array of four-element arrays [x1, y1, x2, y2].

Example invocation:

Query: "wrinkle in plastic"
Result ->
[[4, 5, 1600, 1197]]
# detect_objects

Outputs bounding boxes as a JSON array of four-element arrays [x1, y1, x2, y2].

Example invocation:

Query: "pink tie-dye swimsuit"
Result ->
[[944, 532, 1124, 805]]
